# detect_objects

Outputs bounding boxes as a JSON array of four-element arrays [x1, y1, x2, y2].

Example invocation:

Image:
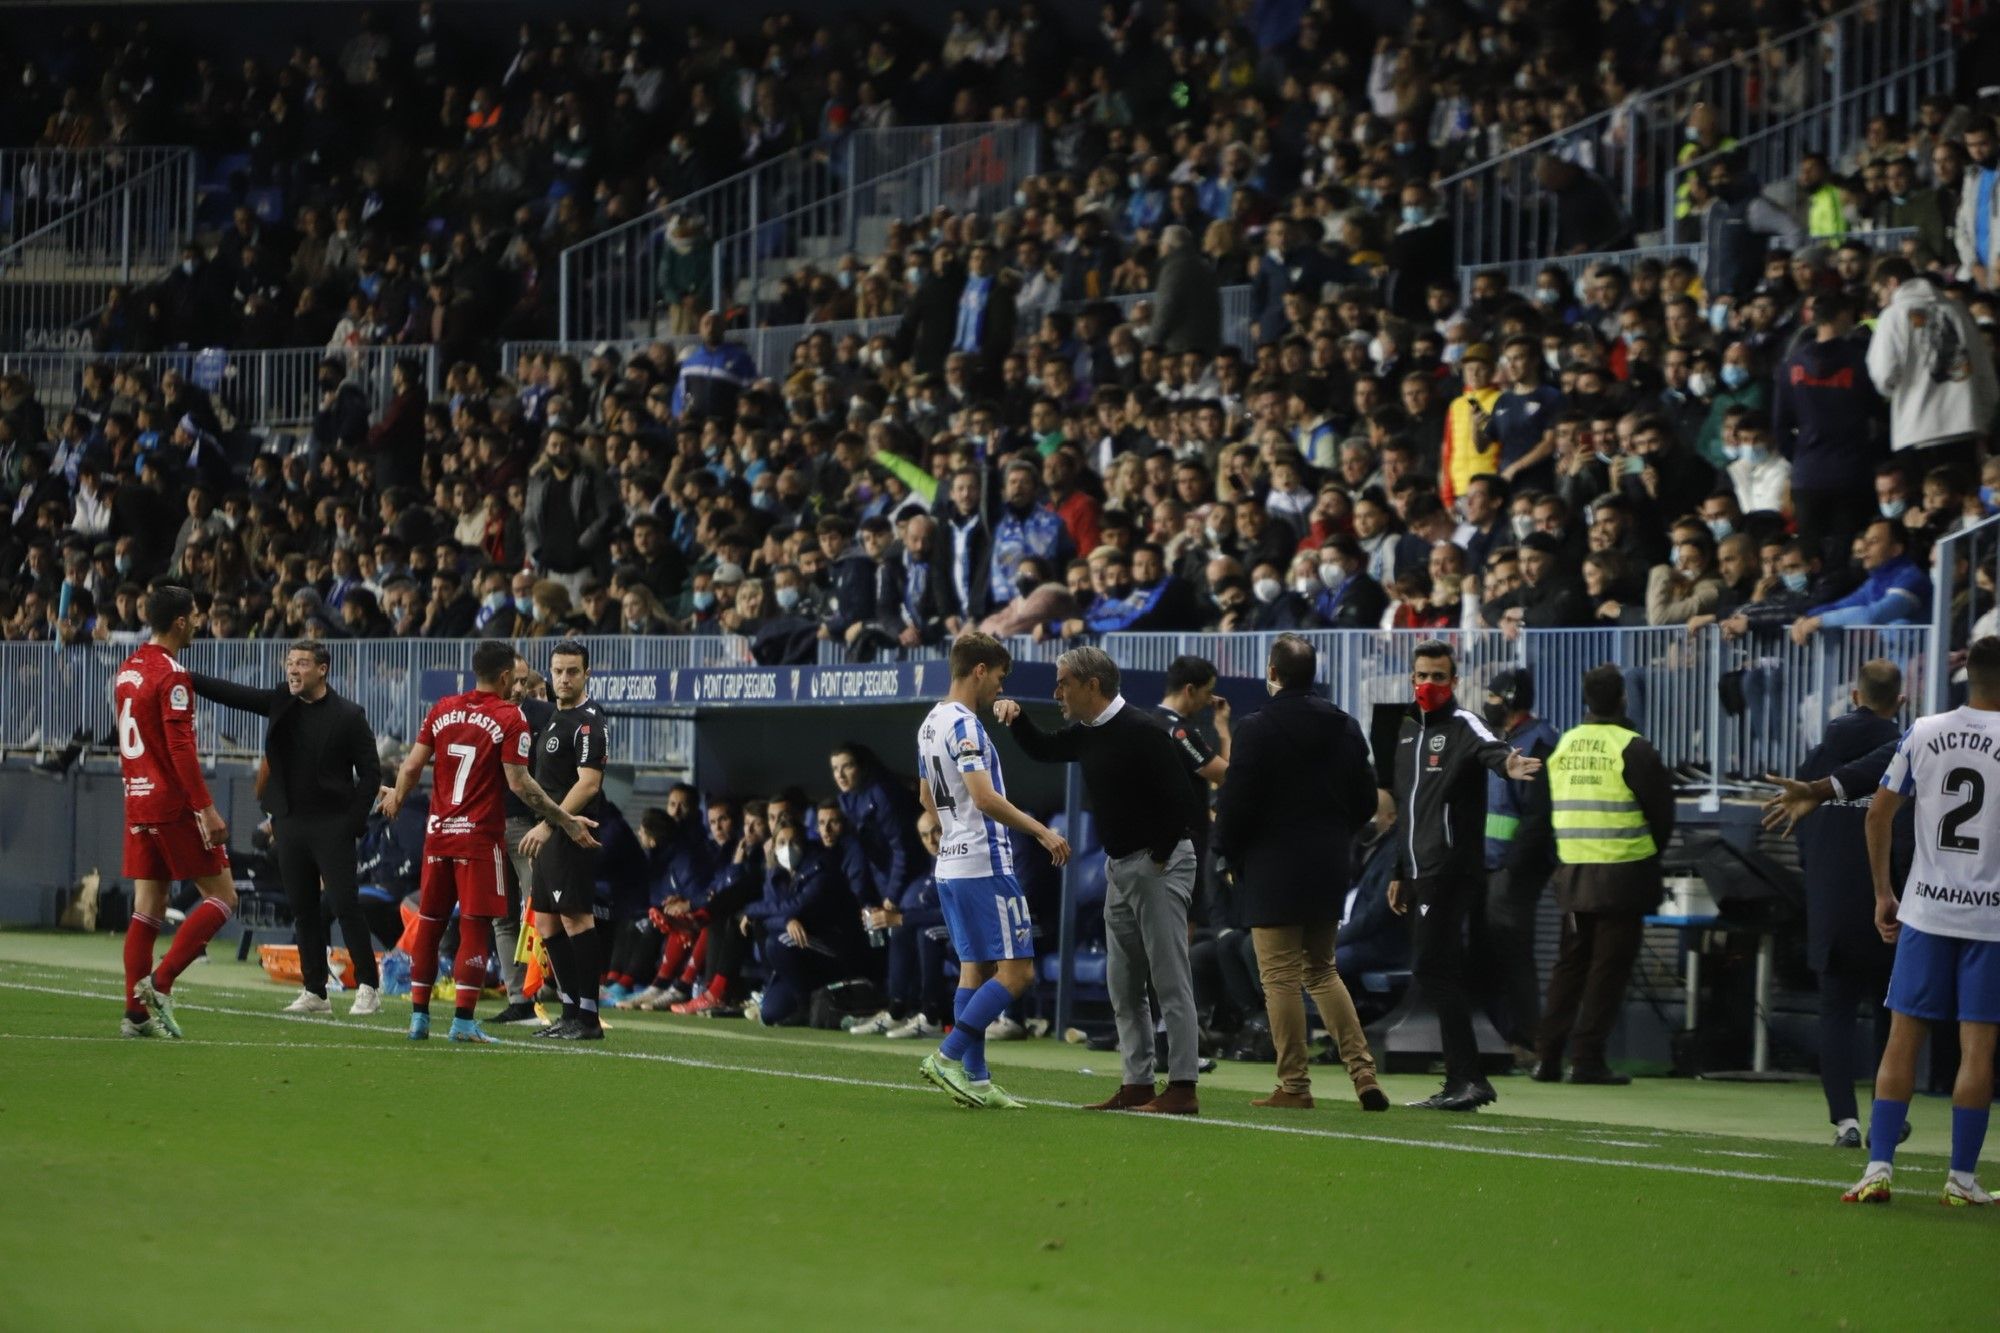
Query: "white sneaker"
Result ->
[[845, 1009, 895, 1035], [1943, 1173, 1994, 1206], [120, 1015, 170, 1038], [349, 984, 382, 1017], [620, 985, 667, 1011], [284, 989, 332, 1015], [885, 1014, 942, 1039], [986, 1014, 1027, 1040]]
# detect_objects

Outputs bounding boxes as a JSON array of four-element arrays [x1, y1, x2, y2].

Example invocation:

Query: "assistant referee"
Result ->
[[190, 640, 381, 1015], [516, 639, 612, 1041]]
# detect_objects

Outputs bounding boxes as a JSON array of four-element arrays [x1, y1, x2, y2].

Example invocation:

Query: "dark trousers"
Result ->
[[274, 814, 377, 996], [1791, 486, 1875, 568], [700, 880, 764, 992], [1478, 867, 1548, 1049], [885, 922, 955, 1019], [1818, 962, 1892, 1125], [759, 939, 853, 1025], [1410, 875, 1480, 1088], [1537, 910, 1645, 1067]]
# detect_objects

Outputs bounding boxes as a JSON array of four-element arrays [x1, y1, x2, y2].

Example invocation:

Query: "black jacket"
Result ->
[[894, 266, 1016, 377], [1796, 708, 1909, 974], [1006, 700, 1205, 864], [1149, 249, 1223, 356], [1212, 688, 1376, 927], [1389, 701, 1517, 881], [189, 674, 380, 832]]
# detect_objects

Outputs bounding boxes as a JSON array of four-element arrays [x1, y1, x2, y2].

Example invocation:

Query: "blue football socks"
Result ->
[[941, 982, 1011, 1082], [1950, 1105, 1990, 1176], [1868, 1097, 1910, 1164]]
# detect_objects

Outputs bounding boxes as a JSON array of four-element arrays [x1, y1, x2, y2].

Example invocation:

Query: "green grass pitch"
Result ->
[[1, 929, 1993, 1330]]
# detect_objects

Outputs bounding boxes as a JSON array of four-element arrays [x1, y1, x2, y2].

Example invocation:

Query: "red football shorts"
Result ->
[[419, 842, 508, 919], [123, 813, 230, 882]]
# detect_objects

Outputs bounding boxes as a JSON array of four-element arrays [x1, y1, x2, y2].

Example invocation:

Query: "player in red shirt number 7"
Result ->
[[119, 585, 240, 1038], [378, 639, 599, 1043]]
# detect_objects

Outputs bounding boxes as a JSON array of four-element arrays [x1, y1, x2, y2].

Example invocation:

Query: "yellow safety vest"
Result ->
[[1548, 722, 1658, 865]]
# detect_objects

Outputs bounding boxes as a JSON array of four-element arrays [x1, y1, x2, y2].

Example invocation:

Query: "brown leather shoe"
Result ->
[[1250, 1088, 1316, 1109], [1083, 1083, 1156, 1111], [1353, 1075, 1390, 1112], [1133, 1081, 1199, 1116]]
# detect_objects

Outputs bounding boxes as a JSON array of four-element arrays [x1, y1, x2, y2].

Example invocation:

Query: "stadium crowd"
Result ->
[[3, 1, 1999, 663]]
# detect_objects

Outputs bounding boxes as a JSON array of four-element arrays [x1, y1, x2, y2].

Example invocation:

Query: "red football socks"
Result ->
[[408, 911, 449, 1012], [124, 912, 163, 1015], [152, 898, 233, 994], [451, 917, 493, 1021]]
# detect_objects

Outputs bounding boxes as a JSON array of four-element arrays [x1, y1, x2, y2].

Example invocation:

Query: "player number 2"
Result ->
[[1939, 766, 1985, 854], [446, 742, 479, 806], [117, 697, 144, 759], [928, 756, 957, 812]]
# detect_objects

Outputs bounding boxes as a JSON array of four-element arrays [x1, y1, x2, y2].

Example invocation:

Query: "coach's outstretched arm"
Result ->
[[186, 671, 277, 716], [919, 761, 1070, 867]]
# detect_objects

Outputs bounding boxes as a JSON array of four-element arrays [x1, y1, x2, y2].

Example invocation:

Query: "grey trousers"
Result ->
[[1104, 840, 1199, 1085], [492, 814, 535, 1003]]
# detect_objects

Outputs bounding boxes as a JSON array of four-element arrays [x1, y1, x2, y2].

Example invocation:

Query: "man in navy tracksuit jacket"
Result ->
[[831, 746, 923, 913], [670, 312, 759, 421], [752, 825, 865, 1026], [1790, 667, 1912, 1141], [1770, 295, 1886, 564]]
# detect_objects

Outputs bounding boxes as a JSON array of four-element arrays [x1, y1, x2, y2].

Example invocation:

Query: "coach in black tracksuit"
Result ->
[[190, 640, 381, 1002], [1386, 639, 1543, 1112]]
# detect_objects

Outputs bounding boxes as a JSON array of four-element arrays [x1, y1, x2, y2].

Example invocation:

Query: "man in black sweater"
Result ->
[[190, 640, 381, 1014], [996, 647, 1207, 1115]]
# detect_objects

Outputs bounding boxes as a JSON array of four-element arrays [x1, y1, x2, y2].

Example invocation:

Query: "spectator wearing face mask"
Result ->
[[1307, 536, 1388, 628], [1721, 412, 1790, 515], [1789, 517, 1933, 645], [1646, 524, 1723, 626], [1694, 340, 1767, 469]]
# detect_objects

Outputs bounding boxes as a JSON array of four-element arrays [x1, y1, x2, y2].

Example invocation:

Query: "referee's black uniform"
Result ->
[[190, 671, 380, 997], [529, 696, 609, 918]]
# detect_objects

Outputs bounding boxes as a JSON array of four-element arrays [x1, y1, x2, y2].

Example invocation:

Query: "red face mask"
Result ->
[[1414, 681, 1455, 714]]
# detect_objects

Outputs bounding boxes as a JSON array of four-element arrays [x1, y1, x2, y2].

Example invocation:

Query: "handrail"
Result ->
[[1929, 512, 2000, 711]]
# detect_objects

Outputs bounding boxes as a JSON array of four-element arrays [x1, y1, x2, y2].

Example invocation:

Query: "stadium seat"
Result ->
[[1359, 970, 1413, 996]]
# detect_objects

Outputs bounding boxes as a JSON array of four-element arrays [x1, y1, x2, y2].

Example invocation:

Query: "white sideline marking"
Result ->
[[0, 977, 1854, 1191]]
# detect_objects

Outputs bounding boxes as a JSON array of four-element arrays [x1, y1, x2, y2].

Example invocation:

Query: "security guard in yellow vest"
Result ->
[[1532, 664, 1675, 1086]]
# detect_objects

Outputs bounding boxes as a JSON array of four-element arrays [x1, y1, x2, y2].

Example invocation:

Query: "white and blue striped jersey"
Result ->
[[918, 700, 1015, 880], [1882, 706, 2000, 942]]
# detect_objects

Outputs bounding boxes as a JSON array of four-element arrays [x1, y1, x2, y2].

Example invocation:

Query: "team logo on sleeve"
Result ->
[[517, 732, 532, 757], [954, 738, 980, 759], [169, 685, 190, 711]]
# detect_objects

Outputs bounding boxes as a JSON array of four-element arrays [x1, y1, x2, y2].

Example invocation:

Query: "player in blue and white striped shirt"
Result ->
[[1845, 637, 2000, 1208], [916, 634, 1071, 1110]]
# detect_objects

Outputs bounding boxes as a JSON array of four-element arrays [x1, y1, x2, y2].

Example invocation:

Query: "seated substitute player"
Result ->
[[916, 633, 1071, 1109], [379, 639, 599, 1044], [517, 640, 613, 1040], [121, 583, 241, 1038], [1845, 636, 2000, 1207]]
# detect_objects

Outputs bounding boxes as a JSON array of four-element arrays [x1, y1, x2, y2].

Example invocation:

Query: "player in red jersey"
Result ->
[[378, 639, 599, 1042], [118, 585, 239, 1038]]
